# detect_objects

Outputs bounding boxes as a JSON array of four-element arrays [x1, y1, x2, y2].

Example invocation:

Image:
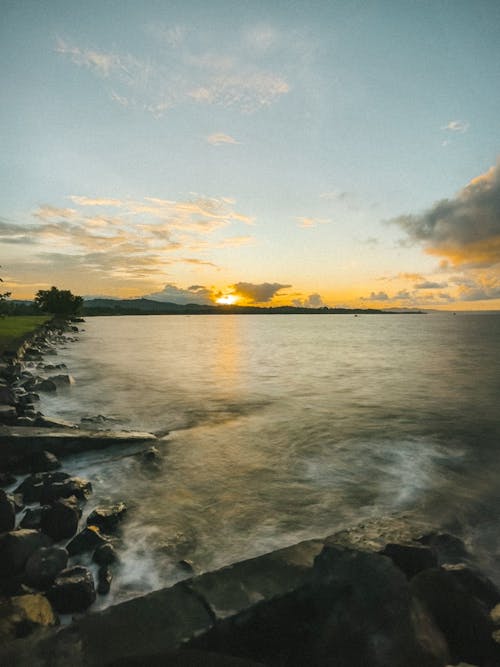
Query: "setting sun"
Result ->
[[216, 294, 238, 305]]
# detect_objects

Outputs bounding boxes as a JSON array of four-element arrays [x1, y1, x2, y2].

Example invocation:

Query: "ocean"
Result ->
[[38, 313, 500, 608]]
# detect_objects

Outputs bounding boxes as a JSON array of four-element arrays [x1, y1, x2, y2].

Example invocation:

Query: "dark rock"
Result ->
[[0, 529, 52, 576], [411, 565, 500, 665], [47, 374, 74, 386], [16, 416, 36, 426], [67, 526, 109, 556], [0, 593, 57, 643], [28, 450, 61, 473], [15, 471, 71, 503], [0, 489, 15, 533], [32, 379, 57, 393], [41, 498, 79, 542], [418, 532, 470, 565], [39, 476, 92, 504], [380, 542, 438, 578], [0, 405, 17, 424], [47, 566, 96, 613], [10, 492, 24, 513], [178, 559, 194, 573], [93, 542, 118, 566], [25, 546, 68, 589], [34, 415, 77, 429], [20, 507, 45, 530], [0, 472, 16, 488], [0, 385, 16, 405], [87, 502, 127, 533], [97, 566, 112, 595], [141, 445, 161, 464]]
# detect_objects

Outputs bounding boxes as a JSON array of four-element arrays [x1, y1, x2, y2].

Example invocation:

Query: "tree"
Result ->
[[35, 286, 83, 317], [0, 266, 11, 315]]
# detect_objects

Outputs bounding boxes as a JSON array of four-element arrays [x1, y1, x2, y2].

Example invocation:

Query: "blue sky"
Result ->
[[1, 0, 500, 308]]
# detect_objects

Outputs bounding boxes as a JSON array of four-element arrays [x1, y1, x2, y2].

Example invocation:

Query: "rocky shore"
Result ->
[[2, 321, 500, 666]]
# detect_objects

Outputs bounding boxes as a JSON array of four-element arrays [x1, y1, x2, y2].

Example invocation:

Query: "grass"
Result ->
[[0, 315, 51, 354]]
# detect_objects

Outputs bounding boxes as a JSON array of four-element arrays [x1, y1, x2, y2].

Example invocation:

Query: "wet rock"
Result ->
[[28, 450, 61, 473], [93, 542, 118, 566], [16, 416, 36, 426], [0, 594, 57, 643], [141, 445, 161, 464], [34, 415, 77, 429], [0, 386, 16, 405], [14, 471, 71, 503], [32, 379, 57, 393], [67, 526, 109, 556], [0, 472, 16, 488], [0, 489, 15, 533], [87, 502, 127, 534], [380, 542, 437, 579], [47, 374, 74, 386], [20, 507, 45, 530], [41, 498, 79, 542], [0, 529, 52, 576], [97, 565, 112, 595], [178, 559, 194, 573], [39, 476, 92, 504], [47, 565, 96, 613], [25, 546, 68, 589], [411, 565, 500, 665], [0, 405, 17, 424], [418, 533, 471, 566]]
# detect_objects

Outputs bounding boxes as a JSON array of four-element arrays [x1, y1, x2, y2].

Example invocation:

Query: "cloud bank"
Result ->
[[231, 281, 291, 303]]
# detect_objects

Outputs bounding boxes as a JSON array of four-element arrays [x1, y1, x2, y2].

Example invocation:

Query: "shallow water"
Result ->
[[38, 313, 500, 607]]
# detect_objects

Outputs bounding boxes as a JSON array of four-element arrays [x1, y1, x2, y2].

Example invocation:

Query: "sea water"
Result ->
[[38, 313, 500, 608]]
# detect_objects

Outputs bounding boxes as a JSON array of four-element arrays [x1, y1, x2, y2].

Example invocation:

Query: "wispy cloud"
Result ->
[[441, 120, 469, 133], [297, 216, 331, 228], [207, 133, 240, 146]]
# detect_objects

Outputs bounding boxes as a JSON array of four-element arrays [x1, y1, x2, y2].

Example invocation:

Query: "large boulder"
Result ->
[[20, 507, 45, 530], [93, 542, 118, 566], [380, 542, 437, 579], [15, 471, 71, 503], [0, 489, 15, 533], [0, 594, 57, 643], [47, 566, 96, 613], [40, 477, 92, 504], [25, 546, 68, 589], [41, 498, 80, 542], [87, 502, 127, 534], [411, 565, 500, 665], [0, 529, 52, 576]]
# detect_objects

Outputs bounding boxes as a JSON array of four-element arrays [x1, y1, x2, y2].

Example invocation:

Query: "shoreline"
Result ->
[[2, 321, 500, 665]]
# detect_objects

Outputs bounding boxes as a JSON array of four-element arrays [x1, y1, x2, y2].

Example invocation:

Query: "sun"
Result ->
[[216, 294, 238, 305]]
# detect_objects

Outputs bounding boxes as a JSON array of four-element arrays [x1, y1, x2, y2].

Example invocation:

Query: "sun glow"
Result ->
[[216, 294, 238, 305]]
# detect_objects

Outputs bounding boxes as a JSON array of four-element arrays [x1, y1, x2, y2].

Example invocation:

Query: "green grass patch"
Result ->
[[0, 315, 51, 354]]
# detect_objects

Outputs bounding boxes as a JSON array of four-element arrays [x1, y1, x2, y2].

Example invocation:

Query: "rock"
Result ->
[[97, 566, 112, 595], [67, 526, 109, 556], [178, 559, 194, 573], [418, 533, 471, 565], [25, 546, 68, 589], [28, 450, 61, 473], [0, 529, 52, 576], [0, 386, 16, 405], [0, 471, 16, 487], [39, 476, 92, 504], [47, 566, 96, 613], [20, 507, 45, 530], [87, 503, 127, 534], [411, 566, 500, 665], [141, 446, 162, 464], [41, 498, 80, 542], [15, 471, 71, 503], [0, 489, 15, 533], [93, 543, 118, 566], [0, 405, 17, 424], [16, 416, 36, 426], [35, 415, 77, 429], [47, 374, 74, 386], [9, 492, 24, 513], [0, 594, 57, 643], [32, 379, 57, 393], [380, 542, 438, 579]]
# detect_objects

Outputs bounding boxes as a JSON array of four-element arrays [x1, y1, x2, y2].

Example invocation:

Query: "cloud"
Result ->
[[292, 293, 326, 308], [441, 120, 469, 133], [56, 33, 290, 116], [414, 281, 448, 289], [361, 291, 389, 302], [144, 283, 214, 304], [392, 161, 500, 267], [207, 133, 239, 146], [297, 217, 331, 228], [231, 281, 291, 303]]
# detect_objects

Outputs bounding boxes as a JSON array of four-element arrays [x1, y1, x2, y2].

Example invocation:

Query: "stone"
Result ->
[[32, 379, 57, 393], [20, 507, 45, 530], [0, 471, 16, 487], [41, 498, 80, 542], [0, 594, 57, 643], [93, 542, 118, 566], [67, 526, 109, 556], [47, 374, 75, 386], [40, 476, 92, 504], [380, 542, 438, 578], [0, 489, 15, 533], [48, 566, 96, 613], [28, 450, 61, 473], [35, 415, 77, 429], [25, 546, 68, 589], [87, 502, 127, 533], [0, 405, 17, 424], [0, 386, 16, 405], [15, 471, 71, 503], [418, 533, 470, 566], [411, 566, 500, 665], [0, 529, 52, 576], [97, 565, 112, 595], [141, 445, 162, 464]]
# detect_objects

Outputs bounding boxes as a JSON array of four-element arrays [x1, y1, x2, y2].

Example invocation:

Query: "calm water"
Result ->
[[39, 314, 500, 607]]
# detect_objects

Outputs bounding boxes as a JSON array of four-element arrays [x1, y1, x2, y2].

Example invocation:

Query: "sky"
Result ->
[[1, 0, 500, 310]]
